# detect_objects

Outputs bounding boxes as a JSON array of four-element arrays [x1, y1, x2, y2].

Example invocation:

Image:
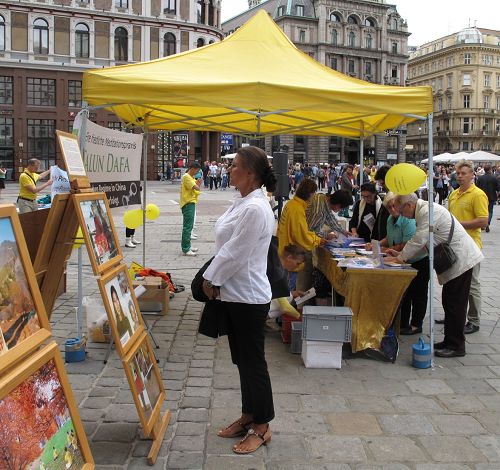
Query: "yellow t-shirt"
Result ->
[[448, 184, 489, 249], [19, 170, 40, 201], [179, 172, 200, 208]]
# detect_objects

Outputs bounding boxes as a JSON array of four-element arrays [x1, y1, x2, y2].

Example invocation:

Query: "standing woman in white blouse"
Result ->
[[202, 146, 276, 454]]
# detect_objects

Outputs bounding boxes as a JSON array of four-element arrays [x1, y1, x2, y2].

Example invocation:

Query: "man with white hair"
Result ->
[[385, 193, 483, 358]]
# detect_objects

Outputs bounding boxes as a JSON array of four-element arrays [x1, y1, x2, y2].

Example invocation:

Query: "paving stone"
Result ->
[[271, 412, 330, 434], [477, 394, 500, 411], [300, 394, 349, 412], [180, 396, 211, 409], [177, 408, 209, 423], [366, 436, 426, 462], [418, 436, 488, 462], [453, 366, 498, 379], [175, 422, 207, 436], [166, 451, 204, 469], [437, 394, 486, 413], [356, 465, 412, 470], [430, 415, 486, 435], [391, 396, 444, 413], [269, 464, 350, 470], [82, 396, 113, 409], [89, 386, 118, 398], [164, 379, 185, 391], [485, 378, 500, 392], [164, 362, 189, 372], [127, 457, 166, 469], [327, 412, 382, 435], [170, 435, 206, 452], [406, 379, 455, 395], [306, 435, 367, 462], [204, 455, 265, 470], [273, 393, 301, 412], [90, 441, 132, 465], [191, 359, 214, 368], [446, 378, 497, 395], [470, 436, 500, 462], [188, 367, 214, 378], [415, 465, 472, 470], [267, 434, 310, 461], [186, 377, 212, 387], [474, 412, 500, 434], [184, 386, 211, 397], [69, 374, 97, 390], [348, 396, 396, 413], [93, 422, 139, 442], [105, 404, 141, 422], [378, 414, 435, 435]]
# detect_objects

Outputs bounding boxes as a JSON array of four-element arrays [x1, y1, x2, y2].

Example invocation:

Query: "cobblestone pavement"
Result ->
[[2, 182, 500, 469]]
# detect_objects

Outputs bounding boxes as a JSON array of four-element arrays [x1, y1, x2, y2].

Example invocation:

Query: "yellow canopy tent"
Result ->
[[83, 10, 432, 137]]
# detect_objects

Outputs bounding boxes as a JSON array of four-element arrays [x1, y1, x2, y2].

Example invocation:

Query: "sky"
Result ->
[[221, 0, 500, 47]]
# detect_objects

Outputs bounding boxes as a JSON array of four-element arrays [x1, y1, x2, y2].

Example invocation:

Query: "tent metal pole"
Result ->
[[427, 113, 435, 367], [359, 124, 364, 187], [142, 128, 148, 267]]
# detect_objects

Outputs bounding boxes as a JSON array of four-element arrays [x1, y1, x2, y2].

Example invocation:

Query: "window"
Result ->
[[347, 15, 358, 25], [108, 122, 132, 133], [296, 5, 304, 16], [497, 74, 500, 88], [389, 17, 398, 30], [463, 94, 470, 108], [277, 5, 285, 16], [114, 27, 128, 61], [438, 97, 443, 111], [446, 96, 452, 110], [462, 141, 470, 151], [330, 12, 341, 22], [164, 32, 176, 56], [463, 73, 471, 86], [484, 73, 491, 87], [484, 118, 491, 132], [464, 53, 471, 65], [68, 80, 82, 107], [27, 78, 55, 106], [164, 0, 176, 13], [331, 29, 337, 45], [0, 15, 5, 51], [365, 34, 372, 49], [299, 30, 306, 42], [483, 95, 490, 109], [463, 117, 472, 134], [348, 32, 355, 47], [114, 0, 128, 7], [75, 23, 90, 58], [27, 119, 56, 168], [294, 136, 306, 151], [391, 42, 398, 54], [482, 54, 493, 65], [497, 96, 500, 111], [0, 76, 13, 105], [330, 56, 338, 70], [348, 60, 355, 74], [437, 77, 443, 89], [447, 74, 453, 88], [365, 61, 372, 77], [196, 37, 205, 48], [33, 18, 49, 55], [391, 65, 398, 79], [0, 118, 13, 147], [364, 18, 375, 27]]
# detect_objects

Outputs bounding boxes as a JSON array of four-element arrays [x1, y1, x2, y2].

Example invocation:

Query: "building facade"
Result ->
[[222, 0, 411, 164], [0, 0, 223, 180], [407, 27, 500, 159]]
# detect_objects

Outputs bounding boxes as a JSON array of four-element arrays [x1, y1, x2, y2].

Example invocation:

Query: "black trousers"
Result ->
[[225, 301, 274, 424], [401, 257, 430, 329], [210, 176, 218, 190], [126, 227, 135, 237], [442, 268, 473, 352]]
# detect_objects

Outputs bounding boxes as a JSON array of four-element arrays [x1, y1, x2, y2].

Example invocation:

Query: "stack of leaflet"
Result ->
[[326, 233, 365, 249]]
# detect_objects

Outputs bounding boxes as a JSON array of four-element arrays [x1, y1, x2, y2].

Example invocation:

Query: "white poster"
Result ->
[[50, 165, 71, 198], [76, 118, 143, 208]]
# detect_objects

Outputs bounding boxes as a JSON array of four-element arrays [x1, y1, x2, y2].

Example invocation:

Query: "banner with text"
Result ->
[[80, 120, 143, 208]]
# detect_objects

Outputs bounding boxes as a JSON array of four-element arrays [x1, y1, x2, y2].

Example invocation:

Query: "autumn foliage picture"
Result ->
[[0, 343, 93, 469]]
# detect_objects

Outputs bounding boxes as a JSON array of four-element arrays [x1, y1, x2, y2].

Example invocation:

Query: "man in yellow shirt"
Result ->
[[17, 158, 52, 214], [180, 161, 202, 256], [447, 159, 488, 334]]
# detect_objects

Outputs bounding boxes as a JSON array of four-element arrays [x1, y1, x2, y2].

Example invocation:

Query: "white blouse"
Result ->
[[203, 188, 275, 304]]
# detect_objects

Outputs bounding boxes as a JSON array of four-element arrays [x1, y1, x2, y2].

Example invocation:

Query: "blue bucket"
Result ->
[[65, 338, 86, 363], [412, 337, 431, 369]]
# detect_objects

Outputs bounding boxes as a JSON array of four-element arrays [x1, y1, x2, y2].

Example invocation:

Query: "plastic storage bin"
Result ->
[[281, 314, 300, 344], [290, 322, 303, 354], [302, 340, 343, 368], [302, 306, 352, 342]]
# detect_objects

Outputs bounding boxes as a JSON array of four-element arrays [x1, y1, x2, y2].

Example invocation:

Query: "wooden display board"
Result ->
[[0, 342, 94, 469], [0, 204, 51, 374], [56, 130, 90, 190]]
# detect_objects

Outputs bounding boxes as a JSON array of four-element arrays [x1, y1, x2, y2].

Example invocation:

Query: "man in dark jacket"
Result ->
[[477, 165, 500, 232]]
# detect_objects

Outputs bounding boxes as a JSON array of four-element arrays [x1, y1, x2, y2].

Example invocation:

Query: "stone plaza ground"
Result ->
[[1, 181, 500, 469]]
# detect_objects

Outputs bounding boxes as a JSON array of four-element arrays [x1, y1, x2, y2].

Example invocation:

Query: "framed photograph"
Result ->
[[124, 332, 165, 436], [0, 341, 94, 469], [97, 264, 144, 356], [73, 193, 122, 275], [0, 205, 51, 374], [56, 130, 90, 189]]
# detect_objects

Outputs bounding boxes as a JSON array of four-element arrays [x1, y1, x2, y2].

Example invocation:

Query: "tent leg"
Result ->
[[142, 129, 148, 267], [359, 136, 364, 185], [427, 113, 434, 366]]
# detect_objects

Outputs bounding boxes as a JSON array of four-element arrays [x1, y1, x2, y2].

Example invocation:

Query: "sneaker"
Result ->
[[125, 238, 136, 248], [183, 250, 197, 256], [464, 321, 479, 334], [190, 247, 199, 252], [191, 234, 198, 240], [485, 226, 490, 233], [131, 236, 141, 244]]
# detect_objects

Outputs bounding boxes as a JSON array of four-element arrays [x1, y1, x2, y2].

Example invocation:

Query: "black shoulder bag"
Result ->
[[433, 212, 458, 275]]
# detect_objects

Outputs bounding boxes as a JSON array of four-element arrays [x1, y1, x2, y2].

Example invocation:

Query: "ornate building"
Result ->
[[222, 0, 411, 164], [0, 1, 223, 180], [407, 27, 500, 159]]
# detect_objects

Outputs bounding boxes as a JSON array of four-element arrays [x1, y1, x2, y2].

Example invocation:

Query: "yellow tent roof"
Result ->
[[83, 10, 432, 137]]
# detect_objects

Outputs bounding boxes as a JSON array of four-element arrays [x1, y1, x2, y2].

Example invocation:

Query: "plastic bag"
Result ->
[[83, 295, 111, 343]]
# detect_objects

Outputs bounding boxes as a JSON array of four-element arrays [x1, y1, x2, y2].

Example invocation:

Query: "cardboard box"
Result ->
[[302, 340, 343, 369], [133, 277, 170, 316]]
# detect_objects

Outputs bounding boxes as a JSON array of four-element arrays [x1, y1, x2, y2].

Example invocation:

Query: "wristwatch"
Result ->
[[204, 280, 216, 289]]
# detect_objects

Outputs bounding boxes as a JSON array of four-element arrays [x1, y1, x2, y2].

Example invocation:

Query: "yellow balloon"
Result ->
[[385, 163, 427, 195], [73, 227, 84, 250], [145, 203, 160, 221], [123, 209, 143, 229]]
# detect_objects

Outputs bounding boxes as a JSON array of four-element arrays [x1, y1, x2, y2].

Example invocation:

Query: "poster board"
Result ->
[[97, 264, 145, 356], [73, 192, 122, 275], [56, 130, 90, 189], [123, 332, 166, 436], [0, 204, 51, 374], [0, 342, 94, 469]]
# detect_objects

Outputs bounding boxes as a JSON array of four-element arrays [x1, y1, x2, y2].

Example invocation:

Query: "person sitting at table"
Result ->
[[349, 182, 389, 242], [379, 192, 430, 335]]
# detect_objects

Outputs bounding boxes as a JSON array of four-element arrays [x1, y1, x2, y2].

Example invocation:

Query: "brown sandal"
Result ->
[[232, 425, 271, 454], [217, 418, 252, 438]]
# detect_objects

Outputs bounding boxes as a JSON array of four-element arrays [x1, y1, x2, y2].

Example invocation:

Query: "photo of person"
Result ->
[[103, 269, 140, 348], [79, 199, 118, 266], [0, 217, 41, 356]]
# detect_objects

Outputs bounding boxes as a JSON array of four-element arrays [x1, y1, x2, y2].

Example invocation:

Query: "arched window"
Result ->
[[75, 23, 89, 58], [196, 37, 205, 48], [390, 17, 398, 30], [331, 29, 338, 45], [392, 41, 398, 54], [365, 34, 372, 49], [0, 15, 5, 51], [347, 15, 358, 25], [365, 18, 375, 27], [330, 12, 341, 22], [33, 18, 49, 55], [163, 32, 176, 56], [114, 27, 128, 61], [348, 31, 356, 47]]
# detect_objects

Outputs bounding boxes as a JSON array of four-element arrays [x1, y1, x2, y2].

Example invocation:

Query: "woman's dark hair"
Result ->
[[329, 189, 352, 208], [360, 182, 377, 193], [295, 178, 318, 200], [283, 244, 306, 259], [374, 165, 390, 183], [236, 146, 277, 192]]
